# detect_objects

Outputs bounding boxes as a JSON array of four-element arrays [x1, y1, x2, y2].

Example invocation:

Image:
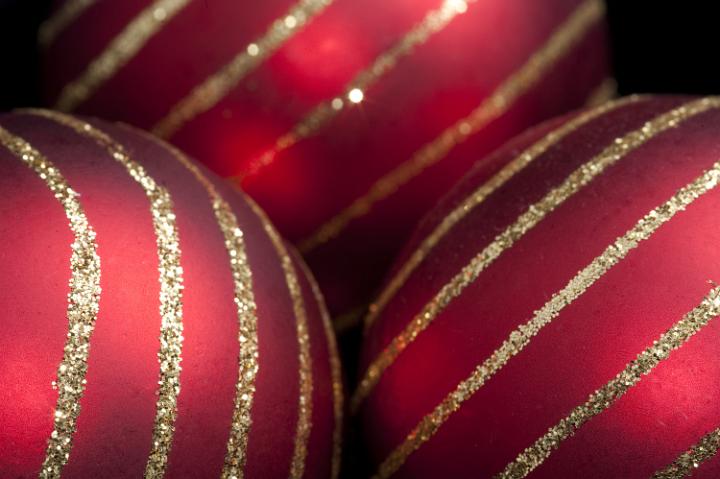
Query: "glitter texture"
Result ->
[[296, 0, 605, 254], [54, 0, 191, 112], [652, 428, 720, 479], [353, 97, 720, 413], [22, 109, 185, 478], [118, 124, 260, 479], [239, 0, 490, 180], [245, 198, 313, 479], [297, 258, 344, 479], [152, 0, 334, 139], [38, 0, 96, 47], [369, 98, 720, 479], [362, 95, 642, 335], [0, 126, 102, 479], [497, 286, 720, 478]]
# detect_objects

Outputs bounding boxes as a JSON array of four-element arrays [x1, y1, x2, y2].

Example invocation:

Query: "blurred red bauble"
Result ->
[[356, 96, 720, 478], [0, 110, 342, 478], [40, 0, 612, 319]]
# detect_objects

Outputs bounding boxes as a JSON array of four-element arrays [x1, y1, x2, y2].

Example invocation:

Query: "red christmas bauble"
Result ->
[[40, 0, 612, 318], [0, 110, 342, 479], [356, 96, 720, 478]]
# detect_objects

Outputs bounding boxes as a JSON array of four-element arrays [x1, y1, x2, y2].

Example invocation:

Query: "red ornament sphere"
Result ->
[[0, 111, 342, 479], [40, 0, 612, 318], [357, 96, 720, 478]]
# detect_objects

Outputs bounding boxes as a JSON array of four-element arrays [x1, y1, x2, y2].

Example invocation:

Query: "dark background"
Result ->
[[0, 0, 50, 110], [1, 1, 720, 110]]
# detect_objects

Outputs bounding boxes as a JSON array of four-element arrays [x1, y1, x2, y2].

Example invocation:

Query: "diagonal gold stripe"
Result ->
[[21, 109, 186, 478], [496, 286, 720, 479], [54, 0, 191, 112], [584, 77, 618, 108], [237, 0, 494, 181], [244, 198, 313, 479], [335, 303, 368, 335], [38, 0, 96, 47], [295, 0, 604, 254], [152, 0, 335, 139], [351, 98, 720, 415], [652, 428, 720, 479], [362, 95, 643, 334], [296, 258, 344, 479], [290, 0, 605, 254], [115, 124, 261, 479], [372, 130, 720, 479], [0, 126, 102, 479]]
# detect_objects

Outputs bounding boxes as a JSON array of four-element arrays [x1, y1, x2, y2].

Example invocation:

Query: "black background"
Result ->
[[1, 1, 720, 110], [0, 0, 50, 110]]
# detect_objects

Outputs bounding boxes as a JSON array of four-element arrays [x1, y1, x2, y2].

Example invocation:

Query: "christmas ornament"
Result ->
[[39, 0, 612, 320], [356, 96, 720, 478], [0, 110, 342, 479]]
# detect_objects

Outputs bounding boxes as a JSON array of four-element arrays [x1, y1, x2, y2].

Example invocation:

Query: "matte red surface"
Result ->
[[41, 0, 611, 317], [360, 97, 720, 477], [0, 113, 338, 478]]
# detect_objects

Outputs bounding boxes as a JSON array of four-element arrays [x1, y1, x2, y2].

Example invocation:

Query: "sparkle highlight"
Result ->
[[23, 109, 186, 479], [152, 0, 334, 138], [297, 0, 606, 254], [0, 126, 102, 479], [238, 0, 490, 180]]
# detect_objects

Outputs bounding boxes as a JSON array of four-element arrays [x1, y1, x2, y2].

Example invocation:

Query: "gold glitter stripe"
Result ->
[[362, 96, 642, 335], [352, 97, 720, 415], [296, 258, 344, 479], [371, 122, 720, 479], [497, 286, 720, 479], [652, 428, 720, 479], [245, 198, 313, 479], [238, 0, 489, 181], [335, 303, 368, 335], [152, 0, 334, 139], [115, 124, 260, 479], [21, 109, 185, 478], [38, 0, 96, 47], [54, 0, 191, 112], [584, 77, 618, 108], [295, 0, 605, 254], [0, 127, 102, 479]]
